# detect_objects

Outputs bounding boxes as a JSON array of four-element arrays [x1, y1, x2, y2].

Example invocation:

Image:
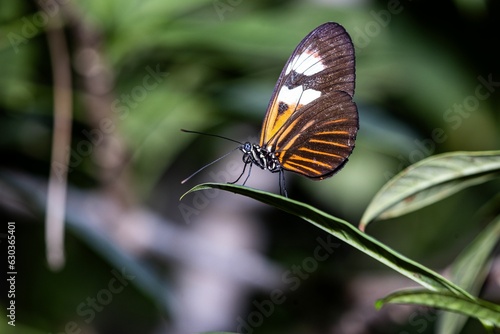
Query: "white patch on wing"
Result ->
[[285, 48, 324, 76], [278, 85, 321, 106]]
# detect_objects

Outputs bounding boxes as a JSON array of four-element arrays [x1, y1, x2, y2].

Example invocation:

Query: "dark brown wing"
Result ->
[[260, 22, 356, 146]]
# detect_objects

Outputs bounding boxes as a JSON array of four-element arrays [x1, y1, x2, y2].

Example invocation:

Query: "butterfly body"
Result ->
[[183, 22, 358, 197], [245, 22, 357, 193], [240, 142, 281, 174]]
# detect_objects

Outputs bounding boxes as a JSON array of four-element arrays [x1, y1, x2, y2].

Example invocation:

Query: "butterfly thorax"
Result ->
[[240, 142, 282, 173]]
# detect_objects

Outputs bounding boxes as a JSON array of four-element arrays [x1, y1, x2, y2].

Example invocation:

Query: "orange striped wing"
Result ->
[[269, 91, 357, 178]]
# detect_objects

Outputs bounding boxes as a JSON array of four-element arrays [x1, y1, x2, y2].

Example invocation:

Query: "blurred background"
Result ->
[[0, 0, 499, 333]]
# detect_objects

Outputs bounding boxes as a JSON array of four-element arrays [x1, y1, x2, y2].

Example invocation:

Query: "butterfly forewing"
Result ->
[[259, 22, 358, 179], [260, 22, 356, 147]]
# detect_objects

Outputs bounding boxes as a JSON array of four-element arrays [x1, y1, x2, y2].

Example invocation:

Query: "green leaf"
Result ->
[[360, 151, 500, 231], [377, 289, 500, 327], [182, 183, 471, 297], [436, 214, 500, 334]]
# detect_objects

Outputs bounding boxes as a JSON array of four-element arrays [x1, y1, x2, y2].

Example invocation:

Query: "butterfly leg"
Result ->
[[229, 159, 252, 185], [228, 163, 246, 184], [279, 169, 288, 197], [242, 162, 253, 186]]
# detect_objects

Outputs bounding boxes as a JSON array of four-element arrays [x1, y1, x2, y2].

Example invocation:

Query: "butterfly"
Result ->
[[183, 22, 358, 197]]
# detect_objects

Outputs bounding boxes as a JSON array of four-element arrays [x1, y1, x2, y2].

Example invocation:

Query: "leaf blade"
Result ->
[[436, 214, 500, 334], [377, 289, 500, 327], [182, 183, 472, 297], [360, 151, 500, 231]]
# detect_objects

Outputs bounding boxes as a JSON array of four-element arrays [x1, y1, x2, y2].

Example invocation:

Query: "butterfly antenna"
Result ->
[[181, 129, 243, 145], [181, 147, 240, 184], [181, 126, 251, 184], [181, 129, 245, 183]]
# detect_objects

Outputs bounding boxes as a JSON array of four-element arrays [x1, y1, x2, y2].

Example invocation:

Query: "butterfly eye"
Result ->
[[243, 142, 252, 152]]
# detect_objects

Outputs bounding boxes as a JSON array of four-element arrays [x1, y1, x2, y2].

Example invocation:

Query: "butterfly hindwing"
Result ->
[[259, 22, 358, 179], [272, 91, 358, 178]]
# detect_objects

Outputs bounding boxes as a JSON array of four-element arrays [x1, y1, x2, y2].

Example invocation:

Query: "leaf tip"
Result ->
[[179, 183, 207, 201], [374, 298, 385, 310], [179, 191, 189, 201]]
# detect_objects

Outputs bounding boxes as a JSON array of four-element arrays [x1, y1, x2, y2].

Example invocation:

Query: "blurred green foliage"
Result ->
[[0, 0, 499, 333]]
